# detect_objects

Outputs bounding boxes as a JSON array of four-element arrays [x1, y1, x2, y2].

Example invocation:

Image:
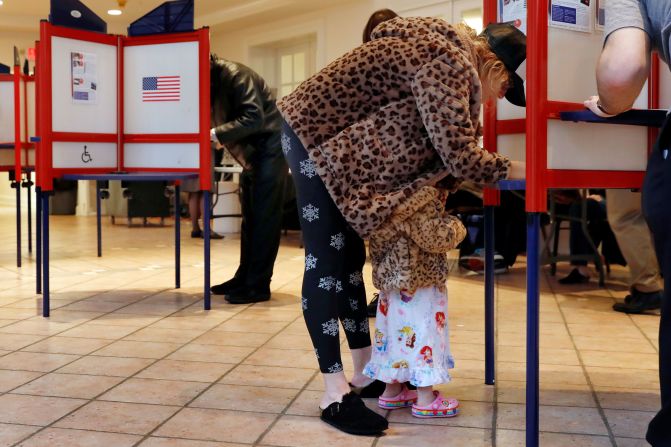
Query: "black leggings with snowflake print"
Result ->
[[281, 120, 371, 374]]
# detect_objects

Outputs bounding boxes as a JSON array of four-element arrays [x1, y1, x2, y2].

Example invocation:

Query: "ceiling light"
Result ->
[[107, 9, 122, 15], [0, 1, 4, 6]]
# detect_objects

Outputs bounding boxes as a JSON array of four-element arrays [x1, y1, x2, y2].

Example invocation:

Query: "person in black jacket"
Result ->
[[209, 56, 288, 304]]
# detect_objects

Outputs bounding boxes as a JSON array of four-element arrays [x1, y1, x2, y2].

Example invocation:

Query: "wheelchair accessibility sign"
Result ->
[[81, 145, 93, 163]]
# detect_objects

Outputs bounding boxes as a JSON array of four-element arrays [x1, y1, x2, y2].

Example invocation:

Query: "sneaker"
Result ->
[[613, 289, 662, 314], [320, 392, 388, 436], [411, 391, 459, 418], [459, 248, 507, 274]]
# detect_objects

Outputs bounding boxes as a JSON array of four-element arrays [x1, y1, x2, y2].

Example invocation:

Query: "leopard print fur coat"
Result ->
[[277, 17, 510, 239], [369, 186, 466, 291]]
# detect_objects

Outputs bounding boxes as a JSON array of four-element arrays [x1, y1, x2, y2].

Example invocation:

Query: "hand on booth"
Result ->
[[584, 96, 617, 118]]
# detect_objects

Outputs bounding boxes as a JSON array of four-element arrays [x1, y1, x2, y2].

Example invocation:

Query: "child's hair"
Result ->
[[454, 22, 510, 95], [363, 9, 399, 43]]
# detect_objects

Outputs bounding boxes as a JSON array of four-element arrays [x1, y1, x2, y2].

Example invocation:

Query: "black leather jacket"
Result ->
[[210, 58, 283, 166]]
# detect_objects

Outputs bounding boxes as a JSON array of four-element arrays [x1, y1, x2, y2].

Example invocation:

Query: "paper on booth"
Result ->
[[550, 0, 592, 33], [71, 51, 98, 105]]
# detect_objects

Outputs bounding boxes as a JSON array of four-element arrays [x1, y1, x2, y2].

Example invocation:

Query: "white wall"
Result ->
[[210, 1, 377, 73]]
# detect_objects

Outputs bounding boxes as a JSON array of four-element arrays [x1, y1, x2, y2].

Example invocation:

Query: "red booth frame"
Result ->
[[1, 67, 36, 268], [480, 1, 660, 446], [35, 23, 213, 317], [36, 22, 212, 192]]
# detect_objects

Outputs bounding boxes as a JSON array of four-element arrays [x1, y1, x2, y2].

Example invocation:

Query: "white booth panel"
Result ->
[[53, 142, 117, 169], [124, 143, 199, 169], [51, 37, 118, 134], [0, 150, 13, 166], [25, 148, 35, 167], [26, 81, 36, 140], [124, 41, 200, 134], [660, 67, 671, 110], [497, 134, 526, 162], [547, 121, 648, 171], [497, 96, 526, 120], [0, 83, 15, 142]]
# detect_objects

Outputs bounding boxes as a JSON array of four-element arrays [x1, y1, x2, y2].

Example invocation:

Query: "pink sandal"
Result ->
[[411, 391, 459, 418], [378, 386, 418, 410]]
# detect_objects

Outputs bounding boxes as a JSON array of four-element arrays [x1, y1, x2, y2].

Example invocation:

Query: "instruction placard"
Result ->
[[71, 51, 98, 104], [500, 0, 527, 35], [595, 0, 606, 31], [550, 0, 592, 33]]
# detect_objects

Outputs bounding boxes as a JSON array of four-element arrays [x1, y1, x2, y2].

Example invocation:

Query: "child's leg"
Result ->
[[382, 383, 403, 398], [417, 386, 435, 407]]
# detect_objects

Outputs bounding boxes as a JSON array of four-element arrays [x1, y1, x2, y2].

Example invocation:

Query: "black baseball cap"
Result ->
[[479, 23, 527, 107]]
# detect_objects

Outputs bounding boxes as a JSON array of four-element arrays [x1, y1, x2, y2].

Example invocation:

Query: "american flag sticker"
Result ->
[[142, 75, 181, 102]]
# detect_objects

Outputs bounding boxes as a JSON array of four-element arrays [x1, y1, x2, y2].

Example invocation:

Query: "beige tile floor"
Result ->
[[0, 205, 660, 446]]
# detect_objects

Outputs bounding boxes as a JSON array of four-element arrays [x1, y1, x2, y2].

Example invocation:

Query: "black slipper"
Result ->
[[320, 392, 388, 436], [349, 380, 386, 398]]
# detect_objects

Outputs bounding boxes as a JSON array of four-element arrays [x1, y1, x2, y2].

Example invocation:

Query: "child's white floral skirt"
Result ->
[[364, 285, 454, 387]]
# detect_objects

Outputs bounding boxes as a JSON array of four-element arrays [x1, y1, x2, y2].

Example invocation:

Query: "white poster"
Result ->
[[550, 0, 592, 33], [71, 51, 98, 104], [595, 0, 606, 31], [500, 0, 527, 35]]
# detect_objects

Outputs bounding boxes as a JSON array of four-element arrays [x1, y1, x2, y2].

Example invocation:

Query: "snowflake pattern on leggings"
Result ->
[[305, 254, 318, 271], [281, 133, 292, 155], [330, 233, 345, 251], [327, 362, 343, 373], [349, 271, 363, 286], [349, 298, 359, 311], [302, 204, 320, 222], [301, 297, 308, 311], [318, 276, 336, 291], [343, 318, 357, 333], [322, 318, 339, 336], [299, 159, 317, 179]]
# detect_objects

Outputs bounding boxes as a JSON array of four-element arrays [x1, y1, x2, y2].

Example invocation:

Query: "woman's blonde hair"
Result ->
[[455, 23, 510, 95]]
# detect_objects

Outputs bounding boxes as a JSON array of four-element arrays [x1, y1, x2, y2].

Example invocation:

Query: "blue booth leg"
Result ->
[[96, 183, 102, 257], [526, 213, 541, 447], [16, 182, 21, 268], [175, 184, 181, 289], [203, 190, 211, 310], [484, 205, 496, 385], [36, 187, 42, 295], [27, 181, 32, 254], [42, 193, 50, 318]]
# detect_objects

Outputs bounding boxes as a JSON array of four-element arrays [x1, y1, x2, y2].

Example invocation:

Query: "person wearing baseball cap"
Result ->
[[275, 16, 527, 436]]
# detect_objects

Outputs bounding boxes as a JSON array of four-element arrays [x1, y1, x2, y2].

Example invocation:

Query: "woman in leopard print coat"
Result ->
[[277, 17, 525, 434]]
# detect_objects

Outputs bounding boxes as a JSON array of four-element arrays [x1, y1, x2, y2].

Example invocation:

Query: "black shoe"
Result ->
[[558, 268, 590, 285], [350, 379, 386, 398], [613, 289, 662, 314], [191, 230, 203, 238], [211, 277, 242, 295], [225, 286, 271, 304], [367, 294, 379, 318], [320, 392, 388, 436]]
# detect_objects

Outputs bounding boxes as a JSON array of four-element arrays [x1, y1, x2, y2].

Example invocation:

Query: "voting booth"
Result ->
[[35, 0, 212, 317], [478, 1, 666, 445], [0, 59, 37, 267]]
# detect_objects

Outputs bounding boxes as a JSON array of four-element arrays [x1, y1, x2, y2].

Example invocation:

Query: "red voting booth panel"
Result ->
[[36, 22, 211, 191], [0, 70, 35, 179], [482, 0, 656, 212]]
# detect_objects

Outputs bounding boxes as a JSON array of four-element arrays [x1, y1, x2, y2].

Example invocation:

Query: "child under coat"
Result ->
[[364, 185, 466, 418]]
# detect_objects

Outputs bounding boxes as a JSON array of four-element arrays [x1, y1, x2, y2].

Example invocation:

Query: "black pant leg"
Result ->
[[644, 147, 671, 446], [238, 151, 288, 288], [337, 229, 371, 349]]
